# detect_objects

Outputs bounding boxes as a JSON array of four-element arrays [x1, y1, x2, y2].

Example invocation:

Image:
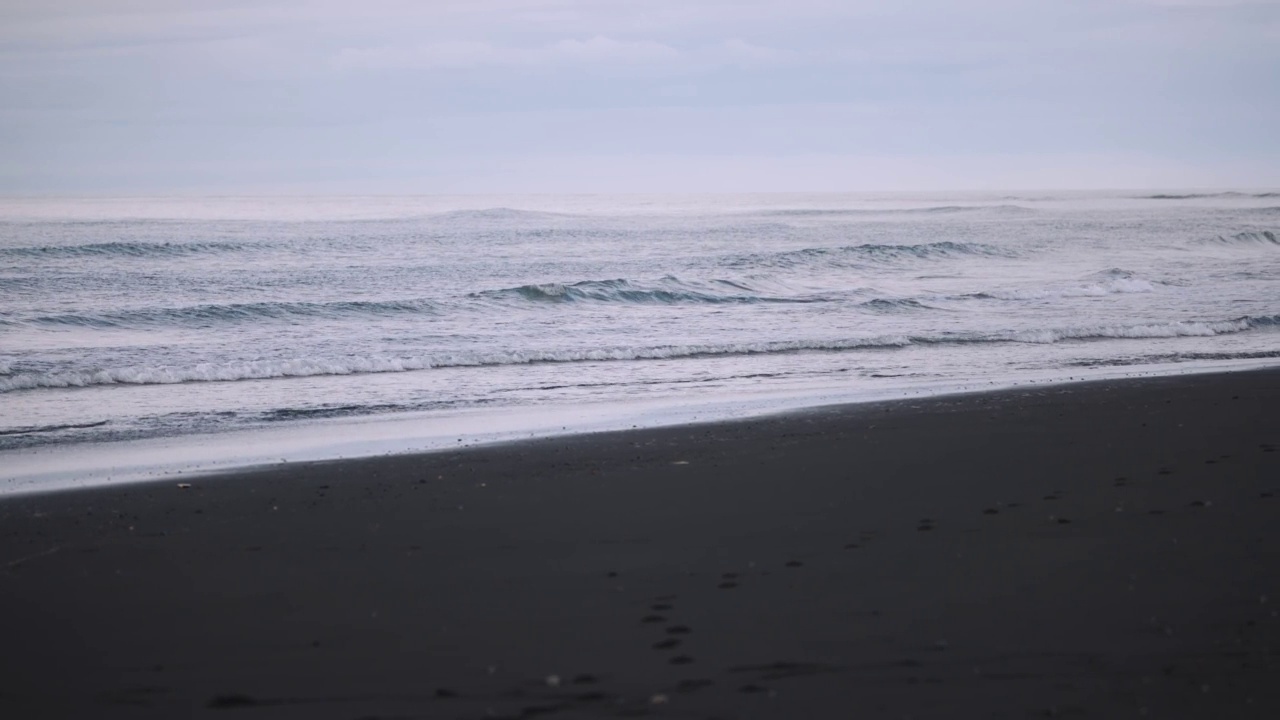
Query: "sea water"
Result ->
[[2, 192, 1278, 490]]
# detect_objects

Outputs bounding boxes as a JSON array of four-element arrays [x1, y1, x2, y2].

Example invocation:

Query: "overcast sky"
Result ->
[[2, 0, 1278, 193]]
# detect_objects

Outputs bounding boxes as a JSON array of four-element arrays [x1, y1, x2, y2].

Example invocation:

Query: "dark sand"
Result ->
[[2, 369, 1278, 719]]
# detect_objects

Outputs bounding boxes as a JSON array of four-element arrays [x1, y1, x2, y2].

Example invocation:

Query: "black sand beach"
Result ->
[[2, 369, 1278, 719]]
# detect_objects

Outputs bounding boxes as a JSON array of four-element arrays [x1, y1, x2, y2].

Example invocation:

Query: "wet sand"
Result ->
[[2, 368, 1278, 718]]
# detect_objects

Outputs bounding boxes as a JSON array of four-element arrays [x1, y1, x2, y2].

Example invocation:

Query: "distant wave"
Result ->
[[1140, 192, 1280, 200], [730, 241, 1010, 269], [1198, 230, 1278, 247], [6, 315, 1275, 393], [476, 277, 815, 305], [759, 204, 1033, 218], [0, 241, 257, 259], [20, 297, 441, 329], [426, 207, 568, 222]]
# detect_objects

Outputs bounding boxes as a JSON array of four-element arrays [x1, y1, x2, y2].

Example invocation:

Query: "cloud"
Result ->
[[2, 0, 1278, 192]]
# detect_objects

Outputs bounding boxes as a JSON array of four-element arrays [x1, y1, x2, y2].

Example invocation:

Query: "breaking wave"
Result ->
[[731, 241, 1009, 269], [1199, 230, 1279, 247], [477, 277, 815, 305], [1140, 192, 1280, 200], [5, 316, 1275, 393], [859, 298, 937, 312]]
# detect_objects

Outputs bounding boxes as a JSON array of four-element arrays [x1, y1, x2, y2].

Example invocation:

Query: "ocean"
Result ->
[[2, 192, 1278, 490]]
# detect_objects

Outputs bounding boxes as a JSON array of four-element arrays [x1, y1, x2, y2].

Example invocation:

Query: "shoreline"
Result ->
[[2, 367, 1278, 717], [4, 356, 1279, 497]]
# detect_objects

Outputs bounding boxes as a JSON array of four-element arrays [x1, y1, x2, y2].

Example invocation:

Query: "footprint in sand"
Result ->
[[676, 679, 714, 693]]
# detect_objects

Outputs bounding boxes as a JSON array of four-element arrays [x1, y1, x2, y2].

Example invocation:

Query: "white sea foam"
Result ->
[[1004, 319, 1252, 344], [4, 316, 1272, 393], [985, 277, 1157, 301]]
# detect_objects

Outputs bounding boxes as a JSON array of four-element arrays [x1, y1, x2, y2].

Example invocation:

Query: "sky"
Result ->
[[1, 0, 1278, 194]]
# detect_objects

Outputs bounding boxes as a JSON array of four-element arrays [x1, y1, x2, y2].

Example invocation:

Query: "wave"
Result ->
[[759, 204, 1032, 218], [0, 420, 109, 437], [1199, 230, 1278, 247], [0, 241, 257, 259], [1140, 192, 1280, 200], [1068, 349, 1280, 368], [858, 298, 936, 312], [426, 208, 567, 222], [967, 271, 1162, 299], [731, 241, 1009, 269], [263, 403, 407, 421], [997, 318, 1261, 344], [6, 316, 1276, 393], [476, 277, 814, 305], [21, 297, 441, 329]]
